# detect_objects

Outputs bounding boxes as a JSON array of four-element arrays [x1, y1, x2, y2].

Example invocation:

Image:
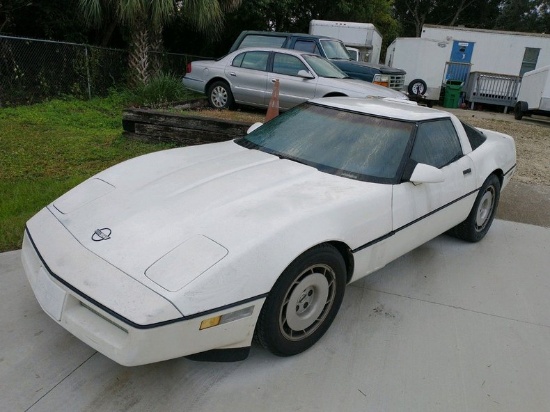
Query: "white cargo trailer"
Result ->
[[514, 65, 550, 119], [309, 19, 382, 63], [386, 37, 451, 100], [386, 25, 550, 106]]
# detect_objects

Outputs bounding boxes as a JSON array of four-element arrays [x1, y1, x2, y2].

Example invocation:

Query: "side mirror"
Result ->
[[247, 122, 263, 134], [297, 70, 315, 79], [409, 163, 445, 184]]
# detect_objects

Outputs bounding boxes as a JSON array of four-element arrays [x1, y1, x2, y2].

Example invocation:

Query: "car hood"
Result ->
[[49, 140, 388, 284], [334, 60, 406, 75], [318, 77, 407, 99]]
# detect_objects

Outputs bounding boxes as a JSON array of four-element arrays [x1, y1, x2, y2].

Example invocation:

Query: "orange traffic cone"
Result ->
[[265, 79, 280, 122]]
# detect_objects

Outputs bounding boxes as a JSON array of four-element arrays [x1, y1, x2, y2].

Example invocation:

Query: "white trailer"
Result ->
[[514, 65, 550, 119], [309, 20, 382, 63], [385, 25, 550, 106], [386, 37, 451, 100]]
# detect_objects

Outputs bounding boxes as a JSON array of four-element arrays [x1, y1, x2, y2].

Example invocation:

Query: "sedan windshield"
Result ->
[[320, 40, 352, 60], [237, 103, 414, 183], [303, 55, 347, 79]]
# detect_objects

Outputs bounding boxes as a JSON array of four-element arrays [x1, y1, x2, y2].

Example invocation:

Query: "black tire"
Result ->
[[255, 244, 346, 356], [408, 79, 428, 96], [514, 101, 525, 120], [449, 174, 501, 242], [207, 81, 234, 109]]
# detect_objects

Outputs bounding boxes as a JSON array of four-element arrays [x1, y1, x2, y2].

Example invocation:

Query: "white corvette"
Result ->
[[22, 98, 516, 366]]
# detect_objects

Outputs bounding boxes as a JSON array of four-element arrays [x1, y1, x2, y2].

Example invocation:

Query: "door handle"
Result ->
[[229, 72, 236, 76], [463, 168, 472, 175], [271, 79, 277, 83]]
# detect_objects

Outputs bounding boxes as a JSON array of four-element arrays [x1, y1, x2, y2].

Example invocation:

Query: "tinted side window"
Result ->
[[240, 35, 286, 49], [294, 40, 320, 55], [272, 54, 308, 76], [411, 119, 463, 168], [461, 121, 486, 150], [236, 51, 269, 71]]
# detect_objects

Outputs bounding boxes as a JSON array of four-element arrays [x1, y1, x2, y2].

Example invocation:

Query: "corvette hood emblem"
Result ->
[[92, 228, 112, 241]]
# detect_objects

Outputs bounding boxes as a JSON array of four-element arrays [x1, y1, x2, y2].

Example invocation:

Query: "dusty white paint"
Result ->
[[21, 98, 516, 366]]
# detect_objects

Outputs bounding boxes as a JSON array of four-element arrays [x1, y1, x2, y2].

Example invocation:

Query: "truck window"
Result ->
[[239, 35, 286, 49], [294, 40, 320, 55], [319, 39, 351, 60], [272, 53, 308, 76]]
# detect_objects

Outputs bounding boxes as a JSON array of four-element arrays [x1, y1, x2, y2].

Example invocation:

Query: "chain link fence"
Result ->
[[0, 35, 205, 107]]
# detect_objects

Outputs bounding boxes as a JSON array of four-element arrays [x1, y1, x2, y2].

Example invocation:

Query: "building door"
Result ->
[[446, 41, 475, 82]]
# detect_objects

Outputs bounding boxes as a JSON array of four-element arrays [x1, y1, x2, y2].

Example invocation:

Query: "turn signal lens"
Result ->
[[373, 74, 390, 88], [199, 306, 255, 330], [200, 316, 221, 330]]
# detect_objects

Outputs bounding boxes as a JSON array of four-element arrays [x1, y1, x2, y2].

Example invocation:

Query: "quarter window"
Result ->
[[411, 119, 463, 168]]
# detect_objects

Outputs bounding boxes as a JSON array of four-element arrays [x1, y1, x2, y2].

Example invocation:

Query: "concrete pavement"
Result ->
[[1, 219, 549, 412]]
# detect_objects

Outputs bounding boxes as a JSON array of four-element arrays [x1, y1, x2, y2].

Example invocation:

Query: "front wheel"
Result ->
[[207, 81, 234, 109], [255, 244, 346, 356], [449, 174, 501, 242]]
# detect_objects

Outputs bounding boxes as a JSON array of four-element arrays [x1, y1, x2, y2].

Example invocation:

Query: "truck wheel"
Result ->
[[514, 101, 527, 120], [408, 79, 427, 96]]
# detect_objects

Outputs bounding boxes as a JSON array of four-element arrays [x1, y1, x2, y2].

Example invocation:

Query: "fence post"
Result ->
[[85, 46, 92, 100]]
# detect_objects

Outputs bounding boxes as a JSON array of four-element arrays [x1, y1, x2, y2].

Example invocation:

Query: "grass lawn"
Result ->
[[0, 93, 176, 252]]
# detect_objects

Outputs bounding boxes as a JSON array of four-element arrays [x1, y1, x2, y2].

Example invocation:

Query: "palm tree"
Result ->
[[79, 0, 241, 86]]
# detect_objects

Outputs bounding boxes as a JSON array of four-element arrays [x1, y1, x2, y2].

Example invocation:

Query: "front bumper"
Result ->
[[22, 209, 263, 366]]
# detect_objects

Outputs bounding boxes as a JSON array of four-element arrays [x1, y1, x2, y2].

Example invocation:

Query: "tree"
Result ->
[[79, 0, 242, 86], [494, 0, 549, 32]]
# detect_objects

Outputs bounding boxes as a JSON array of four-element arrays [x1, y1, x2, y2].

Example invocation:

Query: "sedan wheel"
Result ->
[[207, 81, 234, 109], [256, 244, 346, 356]]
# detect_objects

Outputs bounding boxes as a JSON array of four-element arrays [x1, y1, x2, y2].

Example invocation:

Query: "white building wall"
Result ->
[[421, 25, 550, 76]]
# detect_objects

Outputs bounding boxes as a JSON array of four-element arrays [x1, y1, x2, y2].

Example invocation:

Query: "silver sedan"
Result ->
[[183, 48, 407, 110]]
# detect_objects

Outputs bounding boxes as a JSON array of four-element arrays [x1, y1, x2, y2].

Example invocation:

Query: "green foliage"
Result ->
[[125, 73, 201, 107], [0, 92, 174, 252]]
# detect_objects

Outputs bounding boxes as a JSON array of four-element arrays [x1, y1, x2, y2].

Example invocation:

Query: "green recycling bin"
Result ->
[[443, 80, 463, 108]]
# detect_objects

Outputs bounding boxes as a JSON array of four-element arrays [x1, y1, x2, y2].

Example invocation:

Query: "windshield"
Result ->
[[303, 55, 347, 79], [237, 103, 414, 183], [320, 39, 352, 60]]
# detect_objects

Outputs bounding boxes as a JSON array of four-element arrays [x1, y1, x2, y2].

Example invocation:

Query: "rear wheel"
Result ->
[[449, 174, 501, 242], [514, 101, 525, 120], [207, 81, 234, 109], [255, 244, 346, 356]]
